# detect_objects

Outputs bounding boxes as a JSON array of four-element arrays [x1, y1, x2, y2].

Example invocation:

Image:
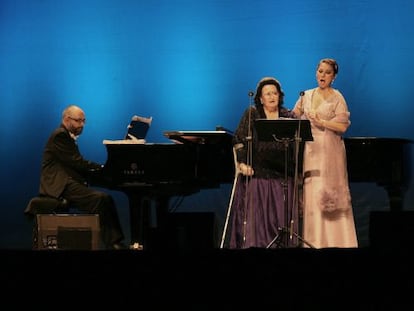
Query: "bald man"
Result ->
[[39, 105, 126, 250]]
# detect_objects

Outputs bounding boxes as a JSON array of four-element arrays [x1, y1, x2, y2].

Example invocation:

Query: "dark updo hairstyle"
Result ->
[[253, 77, 285, 109], [318, 58, 339, 75]]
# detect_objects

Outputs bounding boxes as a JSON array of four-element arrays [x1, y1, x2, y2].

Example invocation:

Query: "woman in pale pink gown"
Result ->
[[292, 58, 358, 248]]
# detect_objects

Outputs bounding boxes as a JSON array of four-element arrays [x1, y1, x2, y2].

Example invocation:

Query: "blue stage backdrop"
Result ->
[[1, 0, 413, 248]]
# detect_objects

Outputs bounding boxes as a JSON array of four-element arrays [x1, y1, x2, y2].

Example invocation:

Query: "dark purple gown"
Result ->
[[228, 106, 299, 248]]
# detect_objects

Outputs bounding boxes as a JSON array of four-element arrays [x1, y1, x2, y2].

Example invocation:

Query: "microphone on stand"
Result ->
[[296, 91, 305, 118], [246, 91, 255, 143], [290, 91, 305, 241]]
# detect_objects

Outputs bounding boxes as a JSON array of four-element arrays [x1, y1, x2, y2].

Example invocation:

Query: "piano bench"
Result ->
[[24, 196, 70, 218], [24, 196, 101, 250]]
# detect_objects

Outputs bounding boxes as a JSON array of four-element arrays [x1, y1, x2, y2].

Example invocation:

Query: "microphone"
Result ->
[[248, 91, 254, 97]]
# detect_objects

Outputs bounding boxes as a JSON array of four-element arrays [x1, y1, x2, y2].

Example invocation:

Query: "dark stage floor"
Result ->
[[2, 246, 413, 309]]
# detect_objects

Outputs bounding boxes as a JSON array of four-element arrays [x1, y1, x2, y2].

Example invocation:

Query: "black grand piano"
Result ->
[[91, 133, 412, 248], [90, 130, 234, 249], [344, 137, 412, 211]]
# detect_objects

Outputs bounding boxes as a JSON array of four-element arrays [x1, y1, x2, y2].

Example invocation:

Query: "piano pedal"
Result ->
[[130, 242, 144, 250]]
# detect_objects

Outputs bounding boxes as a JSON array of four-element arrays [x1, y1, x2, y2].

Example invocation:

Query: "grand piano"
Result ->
[[91, 133, 412, 248], [344, 137, 412, 211], [90, 130, 234, 249]]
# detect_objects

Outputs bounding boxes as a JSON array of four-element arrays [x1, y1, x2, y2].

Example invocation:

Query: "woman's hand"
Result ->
[[308, 110, 325, 128], [239, 163, 254, 176]]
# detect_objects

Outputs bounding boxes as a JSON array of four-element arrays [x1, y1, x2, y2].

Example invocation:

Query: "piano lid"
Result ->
[[163, 130, 233, 144], [344, 136, 413, 144]]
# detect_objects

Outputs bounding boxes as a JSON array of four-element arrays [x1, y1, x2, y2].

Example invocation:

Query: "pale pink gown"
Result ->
[[294, 88, 358, 248]]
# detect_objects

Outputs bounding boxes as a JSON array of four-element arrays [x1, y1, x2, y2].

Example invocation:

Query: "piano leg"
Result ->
[[126, 191, 170, 250], [127, 193, 146, 248]]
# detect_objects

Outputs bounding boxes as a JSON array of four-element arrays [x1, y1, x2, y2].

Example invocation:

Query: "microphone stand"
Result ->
[[287, 120, 315, 248], [290, 117, 301, 241], [265, 134, 293, 248], [242, 91, 254, 246], [291, 92, 315, 248]]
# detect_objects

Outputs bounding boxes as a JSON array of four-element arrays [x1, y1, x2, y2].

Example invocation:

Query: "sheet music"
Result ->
[[163, 130, 232, 144], [103, 138, 146, 145], [103, 114, 151, 145]]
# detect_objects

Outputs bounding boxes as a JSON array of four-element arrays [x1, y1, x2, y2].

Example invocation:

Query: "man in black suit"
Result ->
[[39, 105, 126, 250]]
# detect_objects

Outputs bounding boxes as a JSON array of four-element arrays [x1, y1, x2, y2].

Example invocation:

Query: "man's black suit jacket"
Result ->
[[39, 125, 101, 199]]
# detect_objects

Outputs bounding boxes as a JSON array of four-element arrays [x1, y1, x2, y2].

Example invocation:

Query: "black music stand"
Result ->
[[254, 118, 315, 248]]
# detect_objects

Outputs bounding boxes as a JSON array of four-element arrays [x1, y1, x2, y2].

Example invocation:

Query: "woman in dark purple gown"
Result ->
[[227, 77, 298, 249]]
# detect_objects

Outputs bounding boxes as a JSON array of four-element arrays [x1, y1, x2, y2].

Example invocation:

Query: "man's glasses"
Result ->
[[68, 116, 86, 123]]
